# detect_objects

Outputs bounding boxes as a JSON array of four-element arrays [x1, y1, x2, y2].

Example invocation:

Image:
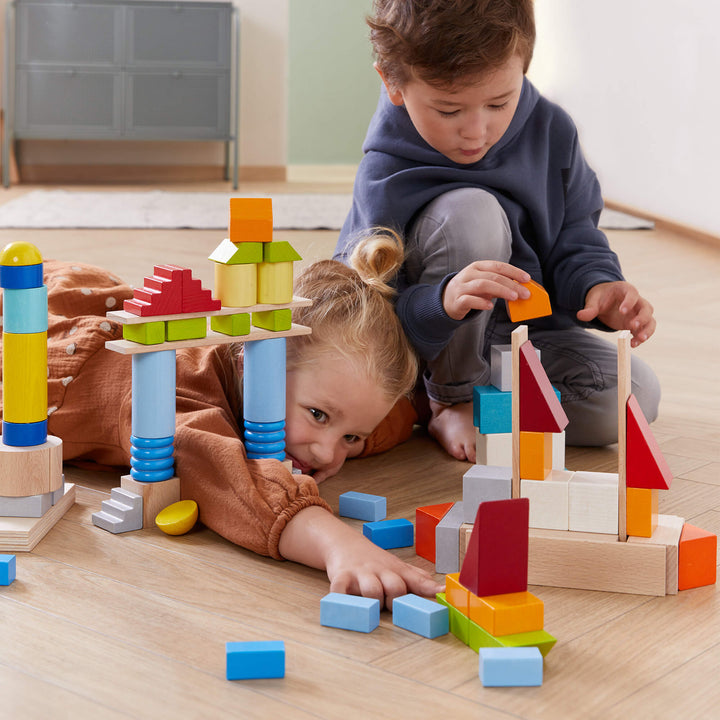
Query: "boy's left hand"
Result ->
[[576, 281, 656, 347]]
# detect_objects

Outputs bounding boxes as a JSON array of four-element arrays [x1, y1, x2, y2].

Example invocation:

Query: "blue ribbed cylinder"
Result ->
[[130, 434, 174, 482]]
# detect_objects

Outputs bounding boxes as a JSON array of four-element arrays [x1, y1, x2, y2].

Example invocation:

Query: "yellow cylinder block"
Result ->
[[3, 331, 48, 422], [214, 262, 257, 308], [257, 261, 293, 304]]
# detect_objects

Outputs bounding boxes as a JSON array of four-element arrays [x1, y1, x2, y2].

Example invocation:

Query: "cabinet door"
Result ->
[[126, 3, 231, 69]]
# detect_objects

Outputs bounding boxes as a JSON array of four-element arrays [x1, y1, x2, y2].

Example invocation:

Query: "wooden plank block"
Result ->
[[511, 325, 527, 499], [628, 514, 684, 594], [617, 330, 631, 541]]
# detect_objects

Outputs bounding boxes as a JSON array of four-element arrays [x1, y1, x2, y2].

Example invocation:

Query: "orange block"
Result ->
[[626, 487, 658, 538], [507, 279, 551, 323], [415, 502, 454, 563], [445, 572, 470, 616], [468, 591, 544, 637], [678, 524, 717, 591], [229, 197, 273, 243], [519, 431, 552, 480]]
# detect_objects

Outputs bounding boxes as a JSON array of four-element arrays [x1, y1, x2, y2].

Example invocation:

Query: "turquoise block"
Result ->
[[0, 554, 16, 585], [473, 385, 512, 434], [392, 593, 449, 639], [478, 647, 543, 687], [3, 286, 48, 333], [320, 592, 380, 633], [338, 491, 387, 522], [226, 641, 285, 680], [363, 518, 413, 549]]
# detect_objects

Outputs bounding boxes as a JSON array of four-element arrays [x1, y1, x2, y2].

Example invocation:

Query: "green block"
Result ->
[[252, 308, 292, 332], [209, 238, 263, 265], [263, 240, 302, 263], [437, 593, 469, 644], [496, 628, 557, 658], [467, 617, 503, 652], [166, 316, 207, 341], [210, 313, 250, 337], [123, 321, 165, 345]]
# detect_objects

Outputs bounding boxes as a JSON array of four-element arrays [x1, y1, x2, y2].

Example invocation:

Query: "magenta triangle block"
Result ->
[[519, 341, 569, 433], [626, 394, 673, 490]]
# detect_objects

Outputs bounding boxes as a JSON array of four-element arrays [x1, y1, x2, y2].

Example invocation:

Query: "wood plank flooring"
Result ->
[[0, 181, 718, 719]]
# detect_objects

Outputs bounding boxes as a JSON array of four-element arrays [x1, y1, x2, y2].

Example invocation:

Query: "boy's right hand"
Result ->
[[442, 261, 531, 320]]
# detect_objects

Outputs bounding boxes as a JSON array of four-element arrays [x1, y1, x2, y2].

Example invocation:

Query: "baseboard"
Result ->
[[287, 164, 358, 183]]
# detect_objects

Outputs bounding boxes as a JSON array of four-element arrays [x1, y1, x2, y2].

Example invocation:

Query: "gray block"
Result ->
[[435, 502, 464, 574], [463, 464, 512, 523], [92, 487, 143, 534], [0, 491, 53, 517]]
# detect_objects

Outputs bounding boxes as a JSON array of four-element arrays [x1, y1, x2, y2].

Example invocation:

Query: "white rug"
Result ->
[[0, 189, 654, 230]]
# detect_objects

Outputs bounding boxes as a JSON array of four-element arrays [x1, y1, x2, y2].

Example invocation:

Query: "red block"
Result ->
[[459, 497, 529, 597], [181, 276, 221, 313], [626, 394, 672, 490], [519, 341, 568, 433], [415, 502, 454, 563]]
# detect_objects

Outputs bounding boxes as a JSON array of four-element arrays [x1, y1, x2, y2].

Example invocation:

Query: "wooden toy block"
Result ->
[[3, 286, 48, 333], [0, 554, 16, 585], [511, 325, 527, 499], [0, 491, 52, 518], [494, 628, 557, 657], [263, 240, 302, 263], [123, 320, 165, 345], [626, 487, 658, 538], [628, 514, 684, 594], [180, 277, 221, 314], [552, 430, 566, 470], [468, 590, 544, 637], [120, 474, 180, 529], [0, 242, 43, 288], [392, 593, 449, 639], [617, 331, 631, 541], [519, 431, 552, 481], [626, 393, 673, 490], [506, 278, 551, 323], [214, 262, 257, 307], [320, 592, 380, 633], [339, 491, 387, 522], [165, 317, 207, 342], [243, 338, 286, 424], [131, 350, 176, 440], [209, 238, 263, 265], [3, 331, 47, 423], [462, 464, 512, 523], [155, 500, 198, 535], [415, 502, 454, 563], [92, 487, 143, 534], [459, 498, 529, 597], [472, 385, 511, 434], [519, 340, 568, 433], [1, 419, 47, 448], [124, 265, 184, 316], [210, 313, 251, 337], [436, 592, 470, 644], [363, 518, 413, 549], [252, 308, 292, 332], [226, 640, 285, 680], [0, 435, 63, 497], [475, 430, 513, 466], [521, 469, 573, 531], [479, 647, 543, 687], [467, 615, 503, 651], [228, 197, 273, 243], [490, 343, 541, 392], [435, 502, 465, 573], [678, 524, 717, 591], [445, 572, 470, 615], [257, 261, 293, 304], [568, 471, 619, 534]]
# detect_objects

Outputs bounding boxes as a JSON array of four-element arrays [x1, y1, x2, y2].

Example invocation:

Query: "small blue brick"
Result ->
[[226, 640, 285, 680], [478, 647, 543, 687], [320, 592, 380, 633], [0, 554, 16, 585], [473, 385, 512, 434], [338, 491, 387, 521], [362, 518, 414, 549], [392, 593, 449, 639]]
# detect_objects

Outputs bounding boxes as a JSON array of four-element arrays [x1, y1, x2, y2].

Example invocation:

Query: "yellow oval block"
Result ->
[[0, 241, 43, 266], [155, 500, 198, 536]]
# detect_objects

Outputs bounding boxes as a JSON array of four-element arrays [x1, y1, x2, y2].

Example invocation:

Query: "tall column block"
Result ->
[[131, 350, 177, 439]]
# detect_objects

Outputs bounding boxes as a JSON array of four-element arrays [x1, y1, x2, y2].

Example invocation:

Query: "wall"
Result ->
[[531, 0, 720, 236]]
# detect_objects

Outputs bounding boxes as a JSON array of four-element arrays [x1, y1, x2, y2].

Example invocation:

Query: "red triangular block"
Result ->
[[626, 394, 672, 490], [519, 341, 568, 433], [459, 497, 529, 596]]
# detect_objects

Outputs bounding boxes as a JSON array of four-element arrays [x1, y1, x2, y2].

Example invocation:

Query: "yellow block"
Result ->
[[3, 331, 47, 422], [257, 261, 293, 304], [468, 590, 544, 637], [445, 572, 470, 616], [214, 262, 257, 308], [626, 487, 659, 538], [155, 500, 199, 536], [519, 431, 552, 480]]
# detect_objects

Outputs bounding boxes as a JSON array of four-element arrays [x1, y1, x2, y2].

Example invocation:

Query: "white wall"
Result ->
[[531, 0, 720, 236]]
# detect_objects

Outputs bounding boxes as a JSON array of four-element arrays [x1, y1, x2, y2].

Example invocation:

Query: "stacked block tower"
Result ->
[[0, 242, 75, 551]]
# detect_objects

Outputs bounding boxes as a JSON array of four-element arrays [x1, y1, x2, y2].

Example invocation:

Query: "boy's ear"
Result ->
[[374, 62, 405, 106]]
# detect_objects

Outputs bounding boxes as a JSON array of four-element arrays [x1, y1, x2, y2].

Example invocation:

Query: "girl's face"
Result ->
[[284, 353, 395, 483]]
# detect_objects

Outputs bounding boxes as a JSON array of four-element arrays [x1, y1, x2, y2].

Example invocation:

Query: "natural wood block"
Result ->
[[475, 430, 513, 466], [626, 487, 658, 538], [257, 261, 293, 304], [120, 475, 180, 528], [214, 262, 257, 308], [628, 514, 684, 594], [568, 471, 619, 534], [521, 469, 573, 530], [0, 435, 63, 496]]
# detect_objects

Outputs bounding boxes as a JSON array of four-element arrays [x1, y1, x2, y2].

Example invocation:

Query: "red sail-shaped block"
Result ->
[[626, 394, 672, 490], [519, 341, 569, 433]]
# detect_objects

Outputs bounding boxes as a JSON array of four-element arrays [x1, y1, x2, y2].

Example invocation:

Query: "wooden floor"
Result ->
[[0, 180, 718, 719]]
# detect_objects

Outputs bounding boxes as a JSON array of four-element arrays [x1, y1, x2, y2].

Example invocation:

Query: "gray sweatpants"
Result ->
[[404, 187, 661, 446]]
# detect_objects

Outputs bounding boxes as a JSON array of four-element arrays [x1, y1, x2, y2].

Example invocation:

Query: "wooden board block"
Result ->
[[0, 435, 63, 496], [628, 514, 684, 594]]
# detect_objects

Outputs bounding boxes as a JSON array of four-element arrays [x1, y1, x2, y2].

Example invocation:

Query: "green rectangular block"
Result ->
[[252, 308, 292, 332], [123, 320, 165, 345], [495, 628, 557, 658], [166, 316, 207, 341], [210, 313, 250, 337], [437, 593, 469, 644], [263, 240, 302, 263]]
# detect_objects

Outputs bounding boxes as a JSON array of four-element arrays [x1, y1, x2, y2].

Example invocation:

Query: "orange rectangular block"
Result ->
[[229, 198, 273, 243], [678, 523, 717, 591], [519, 431, 552, 480], [468, 591, 544, 637], [445, 572, 470, 616], [626, 487, 658, 538]]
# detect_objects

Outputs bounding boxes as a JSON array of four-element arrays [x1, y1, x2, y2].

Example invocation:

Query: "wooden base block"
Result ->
[[0, 483, 76, 551], [628, 514, 684, 594], [120, 475, 180, 528], [0, 435, 64, 496]]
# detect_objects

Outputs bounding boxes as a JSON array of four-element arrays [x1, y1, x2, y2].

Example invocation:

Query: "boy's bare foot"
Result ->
[[428, 400, 476, 463]]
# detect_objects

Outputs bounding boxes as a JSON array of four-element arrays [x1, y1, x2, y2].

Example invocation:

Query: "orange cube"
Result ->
[[678, 524, 717, 591], [519, 431, 552, 480], [469, 590, 544, 637], [626, 487, 658, 538], [229, 198, 273, 243]]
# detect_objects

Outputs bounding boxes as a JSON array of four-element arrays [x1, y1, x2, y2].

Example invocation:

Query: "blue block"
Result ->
[[3, 286, 48, 333], [0, 263, 43, 289], [243, 338, 286, 423], [338, 491, 387, 522], [473, 385, 512, 434], [226, 640, 285, 680], [0, 554, 16, 585], [392, 593, 449, 639], [131, 350, 176, 438], [478, 647, 543, 687], [362, 518, 414, 549], [2, 419, 47, 447], [320, 592, 380, 633]]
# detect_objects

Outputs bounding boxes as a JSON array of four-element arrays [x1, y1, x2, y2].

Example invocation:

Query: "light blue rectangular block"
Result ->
[[320, 592, 380, 633], [338, 491, 386, 521], [243, 337, 286, 423], [392, 593, 449, 639], [0, 554, 16, 585], [226, 640, 285, 680], [478, 647, 543, 686], [363, 518, 413, 549], [131, 349, 176, 438], [473, 385, 512, 434]]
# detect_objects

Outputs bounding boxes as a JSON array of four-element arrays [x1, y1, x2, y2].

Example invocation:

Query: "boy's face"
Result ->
[[379, 55, 525, 165], [284, 353, 394, 483]]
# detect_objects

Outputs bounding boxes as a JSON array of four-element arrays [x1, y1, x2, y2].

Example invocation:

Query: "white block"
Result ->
[[569, 471, 619, 534], [521, 470, 573, 530], [552, 430, 566, 470], [475, 430, 513, 466], [490, 344, 541, 392], [462, 464, 512, 523]]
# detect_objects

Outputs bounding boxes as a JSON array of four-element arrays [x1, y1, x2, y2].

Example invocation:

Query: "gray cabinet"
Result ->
[[2, 0, 239, 186]]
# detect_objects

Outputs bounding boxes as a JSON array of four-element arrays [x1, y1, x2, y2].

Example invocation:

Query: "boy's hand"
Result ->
[[443, 261, 531, 320], [577, 281, 656, 347]]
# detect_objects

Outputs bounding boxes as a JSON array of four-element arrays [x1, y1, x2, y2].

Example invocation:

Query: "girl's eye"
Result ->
[[309, 408, 328, 423], [344, 434, 361, 444]]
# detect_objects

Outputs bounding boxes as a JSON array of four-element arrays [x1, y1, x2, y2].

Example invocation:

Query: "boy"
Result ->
[[335, 0, 659, 462]]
